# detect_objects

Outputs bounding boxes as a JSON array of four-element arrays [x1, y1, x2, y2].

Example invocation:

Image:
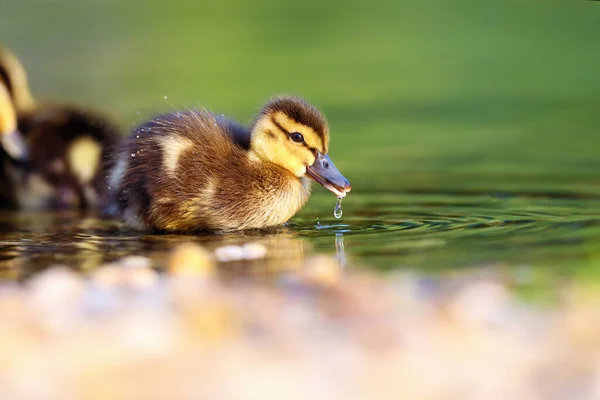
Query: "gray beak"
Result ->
[[306, 153, 351, 197]]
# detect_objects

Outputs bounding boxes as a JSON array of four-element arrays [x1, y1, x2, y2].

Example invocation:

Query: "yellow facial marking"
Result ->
[[273, 111, 326, 153], [0, 84, 17, 135], [160, 136, 193, 176], [0, 47, 36, 113], [68, 136, 101, 184], [250, 113, 323, 177]]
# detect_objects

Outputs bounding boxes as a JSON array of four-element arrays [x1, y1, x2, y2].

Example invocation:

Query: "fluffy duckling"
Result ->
[[108, 96, 351, 232], [0, 46, 120, 209]]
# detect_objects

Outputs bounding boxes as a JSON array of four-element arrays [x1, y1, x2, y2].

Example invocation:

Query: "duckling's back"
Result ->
[[107, 109, 311, 232]]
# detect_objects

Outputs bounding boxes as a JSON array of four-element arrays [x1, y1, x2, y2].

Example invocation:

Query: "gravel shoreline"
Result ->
[[1, 243, 599, 400]]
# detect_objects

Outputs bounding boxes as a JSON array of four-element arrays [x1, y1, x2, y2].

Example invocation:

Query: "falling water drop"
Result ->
[[334, 196, 343, 218]]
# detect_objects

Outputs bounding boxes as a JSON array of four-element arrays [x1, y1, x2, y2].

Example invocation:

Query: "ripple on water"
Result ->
[[1, 192, 599, 276], [292, 192, 600, 269]]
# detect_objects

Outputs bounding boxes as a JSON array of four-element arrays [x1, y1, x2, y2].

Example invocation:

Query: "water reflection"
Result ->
[[335, 233, 346, 269], [0, 211, 312, 280], [1, 190, 600, 279]]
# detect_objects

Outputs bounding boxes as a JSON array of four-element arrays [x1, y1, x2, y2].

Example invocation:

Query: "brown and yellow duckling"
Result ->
[[108, 96, 351, 232], [0, 46, 120, 209]]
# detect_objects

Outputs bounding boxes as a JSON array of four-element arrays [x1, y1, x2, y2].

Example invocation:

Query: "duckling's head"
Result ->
[[0, 83, 28, 161], [250, 96, 351, 197], [0, 46, 36, 113]]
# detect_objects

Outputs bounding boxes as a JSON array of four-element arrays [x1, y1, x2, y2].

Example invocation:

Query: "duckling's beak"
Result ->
[[1, 130, 29, 162], [306, 153, 351, 197]]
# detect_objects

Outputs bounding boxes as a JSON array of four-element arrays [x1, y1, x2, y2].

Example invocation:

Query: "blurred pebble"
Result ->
[[90, 262, 158, 291], [169, 243, 214, 276], [90, 263, 122, 288], [126, 266, 159, 290], [27, 266, 84, 311], [214, 243, 268, 262], [25, 266, 85, 331], [302, 256, 341, 287], [448, 281, 510, 327], [120, 255, 152, 269], [2, 254, 600, 399], [215, 245, 246, 262], [242, 243, 268, 260]]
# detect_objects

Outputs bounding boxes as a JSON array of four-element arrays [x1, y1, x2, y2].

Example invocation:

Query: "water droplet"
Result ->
[[164, 96, 168, 100], [131, 153, 135, 157], [136, 135, 139, 139], [334, 196, 343, 218]]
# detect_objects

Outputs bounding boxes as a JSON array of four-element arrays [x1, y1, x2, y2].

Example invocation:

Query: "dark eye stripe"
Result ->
[[271, 117, 319, 155], [303, 143, 318, 157], [271, 118, 289, 135]]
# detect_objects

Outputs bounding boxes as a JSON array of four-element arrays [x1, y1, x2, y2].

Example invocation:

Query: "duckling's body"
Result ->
[[109, 96, 351, 232], [0, 46, 120, 210]]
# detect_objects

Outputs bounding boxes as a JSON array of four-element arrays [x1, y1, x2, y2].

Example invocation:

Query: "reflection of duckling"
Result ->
[[0, 46, 120, 209], [108, 96, 351, 232]]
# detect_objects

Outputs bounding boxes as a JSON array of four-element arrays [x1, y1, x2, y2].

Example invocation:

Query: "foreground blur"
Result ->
[[2, 243, 600, 400]]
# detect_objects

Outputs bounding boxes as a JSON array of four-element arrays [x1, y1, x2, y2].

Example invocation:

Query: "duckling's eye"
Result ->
[[290, 132, 304, 143]]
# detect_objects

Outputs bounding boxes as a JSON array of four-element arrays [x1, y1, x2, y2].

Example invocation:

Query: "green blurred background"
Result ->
[[2, 0, 600, 195]]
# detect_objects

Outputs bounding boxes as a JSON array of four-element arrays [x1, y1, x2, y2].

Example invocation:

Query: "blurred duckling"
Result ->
[[108, 96, 351, 232], [0, 84, 21, 206], [0, 46, 120, 210]]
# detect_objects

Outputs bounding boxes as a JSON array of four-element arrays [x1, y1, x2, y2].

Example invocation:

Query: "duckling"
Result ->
[[0, 46, 120, 210], [108, 96, 351, 232]]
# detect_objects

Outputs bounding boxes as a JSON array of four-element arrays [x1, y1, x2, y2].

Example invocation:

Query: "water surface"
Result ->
[[0, 0, 599, 286], [2, 188, 599, 285]]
